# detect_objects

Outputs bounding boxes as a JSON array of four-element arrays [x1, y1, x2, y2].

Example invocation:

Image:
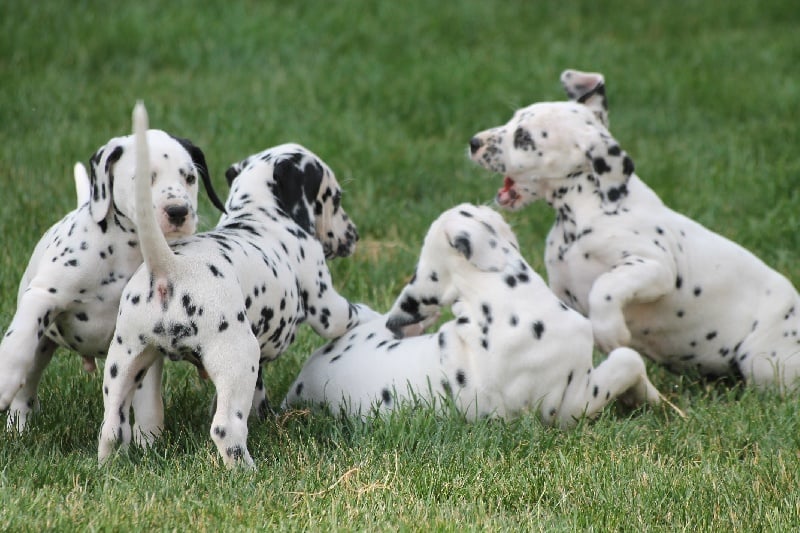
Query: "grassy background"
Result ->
[[2, 0, 800, 530]]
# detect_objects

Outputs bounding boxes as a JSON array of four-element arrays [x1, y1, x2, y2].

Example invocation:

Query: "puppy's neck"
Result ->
[[447, 258, 539, 350], [451, 256, 533, 306], [218, 190, 281, 225], [544, 172, 628, 245]]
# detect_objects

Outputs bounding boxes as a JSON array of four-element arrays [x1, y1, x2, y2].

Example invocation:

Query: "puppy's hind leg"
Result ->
[[98, 344, 160, 464], [207, 366, 271, 429], [131, 356, 165, 448], [6, 337, 57, 432], [556, 347, 661, 428], [205, 334, 260, 469]]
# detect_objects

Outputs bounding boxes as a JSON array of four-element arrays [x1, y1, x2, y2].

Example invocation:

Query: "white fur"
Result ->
[[469, 69, 800, 392], [283, 204, 661, 425]]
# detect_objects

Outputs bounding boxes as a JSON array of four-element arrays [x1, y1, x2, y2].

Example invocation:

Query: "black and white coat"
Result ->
[[98, 104, 376, 469], [470, 68, 800, 392], [283, 203, 661, 425]]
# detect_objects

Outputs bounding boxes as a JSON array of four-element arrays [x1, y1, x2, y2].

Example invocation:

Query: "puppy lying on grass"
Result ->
[[284, 203, 662, 426]]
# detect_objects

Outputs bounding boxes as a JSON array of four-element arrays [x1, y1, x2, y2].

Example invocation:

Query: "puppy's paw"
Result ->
[[133, 423, 163, 449], [5, 394, 39, 433]]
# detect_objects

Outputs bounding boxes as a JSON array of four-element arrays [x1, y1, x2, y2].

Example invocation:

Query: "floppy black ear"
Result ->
[[225, 163, 244, 186], [271, 153, 324, 234], [170, 135, 227, 214], [88, 142, 124, 223]]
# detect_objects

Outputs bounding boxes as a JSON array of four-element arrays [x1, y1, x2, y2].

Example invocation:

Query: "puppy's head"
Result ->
[[468, 69, 634, 210], [385, 203, 519, 335], [89, 130, 224, 239], [225, 143, 358, 259]]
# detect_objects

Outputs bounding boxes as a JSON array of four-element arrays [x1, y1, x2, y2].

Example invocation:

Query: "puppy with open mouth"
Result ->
[[470, 69, 800, 392]]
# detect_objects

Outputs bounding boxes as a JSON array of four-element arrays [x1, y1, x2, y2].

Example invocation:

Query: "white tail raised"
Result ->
[[73, 162, 91, 207], [133, 101, 175, 278]]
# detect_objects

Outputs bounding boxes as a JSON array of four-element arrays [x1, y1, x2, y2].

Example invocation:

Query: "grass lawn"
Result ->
[[2, 0, 800, 530]]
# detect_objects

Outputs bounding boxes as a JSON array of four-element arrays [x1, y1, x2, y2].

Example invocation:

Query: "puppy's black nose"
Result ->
[[469, 137, 483, 154], [165, 205, 189, 225]]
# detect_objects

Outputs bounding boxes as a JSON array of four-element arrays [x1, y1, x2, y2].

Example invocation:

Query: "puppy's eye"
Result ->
[[186, 174, 196, 185]]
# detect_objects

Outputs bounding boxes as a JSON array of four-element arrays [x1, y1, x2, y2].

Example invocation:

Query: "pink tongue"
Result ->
[[497, 177, 518, 205]]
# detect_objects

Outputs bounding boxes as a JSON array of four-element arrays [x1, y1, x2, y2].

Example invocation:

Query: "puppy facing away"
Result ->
[[469, 69, 800, 391], [98, 103, 377, 469], [283, 203, 661, 425], [0, 117, 225, 434]]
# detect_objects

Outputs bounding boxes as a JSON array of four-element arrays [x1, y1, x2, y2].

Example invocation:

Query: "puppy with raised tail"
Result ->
[[284, 203, 661, 426], [98, 103, 377, 468]]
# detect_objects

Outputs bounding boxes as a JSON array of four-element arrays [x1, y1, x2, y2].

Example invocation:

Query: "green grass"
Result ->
[[2, 0, 800, 530]]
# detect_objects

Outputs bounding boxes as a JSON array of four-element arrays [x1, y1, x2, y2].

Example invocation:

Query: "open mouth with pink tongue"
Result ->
[[496, 176, 520, 207]]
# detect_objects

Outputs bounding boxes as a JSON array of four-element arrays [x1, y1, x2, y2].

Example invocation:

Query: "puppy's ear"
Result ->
[[88, 141, 124, 224], [170, 135, 227, 214], [271, 152, 324, 234], [224, 161, 244, 186], [443, 205, 514, 273], [560, 69, 609, 127]]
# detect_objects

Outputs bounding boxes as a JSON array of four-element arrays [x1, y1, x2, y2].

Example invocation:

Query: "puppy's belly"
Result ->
[[46, 308, 117, 357]]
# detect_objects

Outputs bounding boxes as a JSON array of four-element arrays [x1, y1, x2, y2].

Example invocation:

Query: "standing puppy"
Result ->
[[284, 204, 661, 426], [0, 117, 224, 435], [469, 69, 800, 391], [98, 103, 377, 468]]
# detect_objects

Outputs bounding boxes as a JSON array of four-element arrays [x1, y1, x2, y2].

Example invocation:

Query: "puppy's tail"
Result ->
[[133, 102, 175, 279]]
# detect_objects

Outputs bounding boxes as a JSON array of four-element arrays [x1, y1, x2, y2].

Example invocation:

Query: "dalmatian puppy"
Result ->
[[469, 69, 800, 392], [283, 203, 661, 425], [0, 121, 225, 435], [98, 103, 377, 468]]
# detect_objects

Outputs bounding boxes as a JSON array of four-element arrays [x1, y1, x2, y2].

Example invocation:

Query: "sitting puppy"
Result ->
[[469, 69, 800, 391], [0, 118, 225, 434], [98, 103, 377, 468], [283, 203, 661, 426]]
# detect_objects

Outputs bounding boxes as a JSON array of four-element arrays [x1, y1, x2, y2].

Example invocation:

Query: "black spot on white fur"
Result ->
[[451, 233, 472, 259]]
